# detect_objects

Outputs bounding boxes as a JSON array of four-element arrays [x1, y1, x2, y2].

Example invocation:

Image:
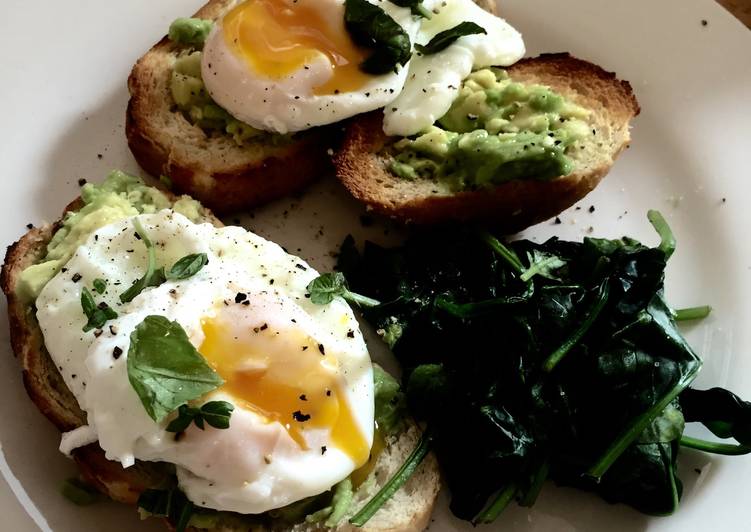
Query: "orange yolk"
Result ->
[[222, 0, 371, 95], [200, 316, 370, 467], [350, 428, 385, 488]]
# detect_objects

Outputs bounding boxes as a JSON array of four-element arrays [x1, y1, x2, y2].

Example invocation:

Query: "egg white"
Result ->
[[383, 0, 526, 136], [36, 210, 374, 514]]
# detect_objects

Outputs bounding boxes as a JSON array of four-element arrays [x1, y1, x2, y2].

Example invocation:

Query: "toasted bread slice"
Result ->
[[126, 0, 333, 214], [1, 192, 439, 531], [334, 53, 640, 232]]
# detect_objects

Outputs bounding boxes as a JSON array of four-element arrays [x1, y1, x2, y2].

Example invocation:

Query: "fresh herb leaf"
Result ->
[[166, 253, 208, 281], [349, 431, 432, 526], [200, 400, 234, 429], [166, 401, 234, 433], [307, 272, 380, 307], [92, 278, 107, 294], [61, 478, 101, 506], [388, 0, 431, 18], [80, 287, 118, 332], [344, 0, 412, 74], [120, 219, 165, 303], [415, 21, 486, 55], [127, 315, 224, 422]]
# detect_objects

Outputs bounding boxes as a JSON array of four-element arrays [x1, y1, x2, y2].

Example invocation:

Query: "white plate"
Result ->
[[0, 0, 750, 530]]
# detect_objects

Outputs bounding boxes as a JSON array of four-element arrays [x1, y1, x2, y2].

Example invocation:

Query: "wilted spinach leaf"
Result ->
[[336, 211, 749, 522], [415, 21, 486, 55], [344, 0, 412, 74]]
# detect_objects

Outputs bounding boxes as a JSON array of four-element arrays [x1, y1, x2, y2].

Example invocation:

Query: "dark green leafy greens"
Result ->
[[388, 0, 431, 18], [344, 0, 412, 74], [166, 401, 234, 433], [333, 211, 751, 522], [127, 315, 224, 422], [80, 286, 118, 332], [138, 487, 194, 532], [415, 21, 486, 55]]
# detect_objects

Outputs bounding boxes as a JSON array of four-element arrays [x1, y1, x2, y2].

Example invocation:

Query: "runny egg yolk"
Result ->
[[199, 316, 370, 467], [222, 0, 371, 95]]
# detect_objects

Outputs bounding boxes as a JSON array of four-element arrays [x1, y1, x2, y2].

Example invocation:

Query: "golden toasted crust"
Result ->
[[0, 197, 194, 504], [334, 54, 640, 233], [126, 0, 334, 214], [2, 194, 440, 531]]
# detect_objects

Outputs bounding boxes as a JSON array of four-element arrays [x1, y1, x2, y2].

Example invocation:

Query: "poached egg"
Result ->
[[36, 210, 374, 514], [200, 0, 524, 135]]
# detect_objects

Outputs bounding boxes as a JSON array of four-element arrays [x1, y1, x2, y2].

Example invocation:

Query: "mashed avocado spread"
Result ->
[[390, 68, 592, 191], [17, 171, 203, 302], [167, 18, 287, 147]]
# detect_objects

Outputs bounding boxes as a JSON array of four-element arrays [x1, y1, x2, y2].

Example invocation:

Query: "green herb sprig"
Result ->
[[120, 219, 165, 303], [166, 253, 208, 281], [127, 315, 223, 422], [120, 219, 208, 303], [307, 272, 380, 307], [166, 401, 234, 433], [80, 286, 118, 332]]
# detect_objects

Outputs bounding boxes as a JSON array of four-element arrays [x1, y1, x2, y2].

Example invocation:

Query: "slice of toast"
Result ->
[[334, 53, 640, 232], [126, 0, 334, 214], [1, 192, 439, 531]]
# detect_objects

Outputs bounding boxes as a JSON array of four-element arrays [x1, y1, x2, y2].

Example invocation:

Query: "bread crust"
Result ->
[[2, 193, 439, 531], [334, 53, 640, 233], [126, 0, 333, 214]]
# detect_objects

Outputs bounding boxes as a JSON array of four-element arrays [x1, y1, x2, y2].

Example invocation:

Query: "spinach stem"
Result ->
[[519, 461, 549, 507], [349, 431, 432, 526], [673, 306, 712, 321], [542, 283, 610, 373], [344, 291, 381, 308], [658, 444, 680, 516], [480, 231, 525, 275], [473, 483, 517, 524], [647, 210, 676, 259], [679, 435, 751, 455], [435, 288, 532, 318], [586, 361, 702, 481]]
